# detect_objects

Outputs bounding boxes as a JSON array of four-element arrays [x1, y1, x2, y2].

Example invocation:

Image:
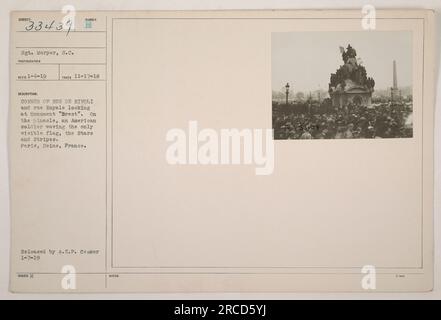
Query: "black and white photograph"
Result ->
[[272, 32, 413, 139]]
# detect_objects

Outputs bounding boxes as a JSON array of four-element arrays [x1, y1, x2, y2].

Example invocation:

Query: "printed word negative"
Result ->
[[166, 121, 274, 175]]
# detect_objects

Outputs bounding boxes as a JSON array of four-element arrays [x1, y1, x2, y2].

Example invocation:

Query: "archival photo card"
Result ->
[[8, 10, 435, 293]]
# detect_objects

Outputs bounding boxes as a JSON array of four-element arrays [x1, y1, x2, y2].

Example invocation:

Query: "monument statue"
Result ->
[[329, 45, 375, 108]]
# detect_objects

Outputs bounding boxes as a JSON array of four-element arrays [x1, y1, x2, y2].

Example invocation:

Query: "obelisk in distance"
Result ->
[[391, 60, 399, 101], [393, 60, 398, 89]]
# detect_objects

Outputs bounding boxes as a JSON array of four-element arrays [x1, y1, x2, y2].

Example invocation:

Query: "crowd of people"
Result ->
[[273, 102, 413, 139]]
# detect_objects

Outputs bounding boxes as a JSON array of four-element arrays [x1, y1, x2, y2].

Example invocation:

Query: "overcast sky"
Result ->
[[271, 31, 412, 93]]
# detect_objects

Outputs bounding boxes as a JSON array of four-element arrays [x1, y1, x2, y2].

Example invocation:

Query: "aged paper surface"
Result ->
[[9, 10, 435, 292]]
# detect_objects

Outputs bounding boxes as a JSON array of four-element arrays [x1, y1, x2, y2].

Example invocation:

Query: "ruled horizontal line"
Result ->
[[16, 63, 106, 65], [16, 46, 105, 49], [16, 30, 105, 33], [111, 17, 424, 20], [16, 271, 425, 275], [16, 79, 106, 82]]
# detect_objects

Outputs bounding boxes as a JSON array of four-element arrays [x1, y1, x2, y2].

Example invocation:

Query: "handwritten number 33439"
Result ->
[[24, 19, 73, 36]]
